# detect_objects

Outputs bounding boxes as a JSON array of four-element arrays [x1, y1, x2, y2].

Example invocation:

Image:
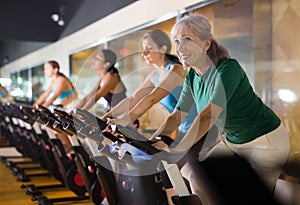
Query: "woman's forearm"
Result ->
[[128, 86, 170, 124], [151, 110, 182, 140], [33, 92, 48, 107], [128, 95, 159, 123], [42, 96, 57, 107], [75, 97, 87, 109], [174, 103, 221, 152], [79, 97, 97, 111]]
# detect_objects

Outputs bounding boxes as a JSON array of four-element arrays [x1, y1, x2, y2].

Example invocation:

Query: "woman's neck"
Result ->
[[194, 65, 210, 76], [52, 74, 59, 81], [97, 69, 106, 78], [153, 57, 169, 70]]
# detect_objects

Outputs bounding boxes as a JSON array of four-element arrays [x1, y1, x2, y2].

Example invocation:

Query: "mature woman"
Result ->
[[153, 14, 290, 204]]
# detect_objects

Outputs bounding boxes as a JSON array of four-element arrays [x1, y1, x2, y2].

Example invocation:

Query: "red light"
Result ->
[[119, 48, 131, 55]]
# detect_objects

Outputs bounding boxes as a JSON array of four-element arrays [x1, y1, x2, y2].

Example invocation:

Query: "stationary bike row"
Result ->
[[0, 102, 52, 182], [0, 103, 82, 200], [41, 106, 167, 205], [16, 105, 163, 205], [33, 105, 155, 205], [0, 103, 38, 172], [40, 105, 105, 205], [69, 108, 202, 205], [17, 105, 99, 205]]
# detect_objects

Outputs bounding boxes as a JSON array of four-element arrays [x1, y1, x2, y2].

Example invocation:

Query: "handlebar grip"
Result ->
[[72, 108, 94, 119], [35, 104, 52, 114], [53, 108, 69, 117], [72, 108, 107, 130], [117, 125, 149, 141], [97, 118, 107, 130]]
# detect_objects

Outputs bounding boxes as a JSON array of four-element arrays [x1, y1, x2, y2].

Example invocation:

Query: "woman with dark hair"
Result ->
[[33, 60, 78, 109], [76, 49, 127, 112], [33, 60, 78, 150]]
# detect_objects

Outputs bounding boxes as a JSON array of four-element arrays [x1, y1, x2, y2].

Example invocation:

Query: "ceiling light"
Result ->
[[58, 19, 65, 26], [51, 4, 66, 27], [51, 13, 59, 22]]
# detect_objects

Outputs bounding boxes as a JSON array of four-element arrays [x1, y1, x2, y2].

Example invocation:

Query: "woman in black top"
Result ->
[[76, 49, 127, 112]]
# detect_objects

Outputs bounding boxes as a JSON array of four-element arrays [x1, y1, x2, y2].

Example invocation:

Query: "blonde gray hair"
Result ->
[[171, 14, 230, 65]]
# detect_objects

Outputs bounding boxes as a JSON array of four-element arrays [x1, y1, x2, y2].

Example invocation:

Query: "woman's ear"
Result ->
[[104, 62, 111, 69], [160, 45, 168, 54], [204, 40, 212, 52], [53, 67, 59, 74]]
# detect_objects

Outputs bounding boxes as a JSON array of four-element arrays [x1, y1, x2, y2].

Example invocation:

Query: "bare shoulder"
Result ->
[[103, 72, 119, 81], [57, 75, 68, 83], [101, 72, 121, 86]]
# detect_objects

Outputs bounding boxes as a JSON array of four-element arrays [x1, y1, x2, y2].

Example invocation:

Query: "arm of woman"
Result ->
[[151, 109, 184, 139], [75, 79, 101, 109], [150, 109, 186, 150], [79, 74, 120, 111], [127, 64, 186, 123], [42, 77, 65, 107], [102, 73, 155, 120], [174, 103, 222, 152], [32, 84, 52, 107]]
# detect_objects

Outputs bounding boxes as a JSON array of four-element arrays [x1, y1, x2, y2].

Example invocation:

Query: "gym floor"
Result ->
[[0, 147, 94, 205]]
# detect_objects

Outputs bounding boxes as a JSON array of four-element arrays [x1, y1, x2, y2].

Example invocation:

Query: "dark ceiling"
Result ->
[[0, 0, 137, 66], [0, 0, 83, 42]]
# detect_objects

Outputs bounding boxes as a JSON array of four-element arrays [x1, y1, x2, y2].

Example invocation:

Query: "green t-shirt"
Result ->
[[175, 58, 280, 144]]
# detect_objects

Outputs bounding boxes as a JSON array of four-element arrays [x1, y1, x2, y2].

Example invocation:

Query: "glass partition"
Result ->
[[20, 69, 31, 102], [9, 63, 45, 104], [10, 69, 31, 103], [31, 64, 45, 102], [10, 71, 29, 102]]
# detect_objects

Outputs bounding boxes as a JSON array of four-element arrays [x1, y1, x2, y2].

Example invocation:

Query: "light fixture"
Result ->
[[58, 18, 65, 26], [51, 13, 64, 27], [51, 5, 66, 27], [51, 13, 59, 22]]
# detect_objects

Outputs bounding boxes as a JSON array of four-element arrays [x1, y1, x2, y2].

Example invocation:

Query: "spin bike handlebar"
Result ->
[[70, 108, 184, 165], [32, 105, 75, 136]]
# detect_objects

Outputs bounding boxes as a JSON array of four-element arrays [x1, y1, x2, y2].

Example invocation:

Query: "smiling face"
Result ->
[[141, 36, 166, 67], [172, 26, 211, 70]]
